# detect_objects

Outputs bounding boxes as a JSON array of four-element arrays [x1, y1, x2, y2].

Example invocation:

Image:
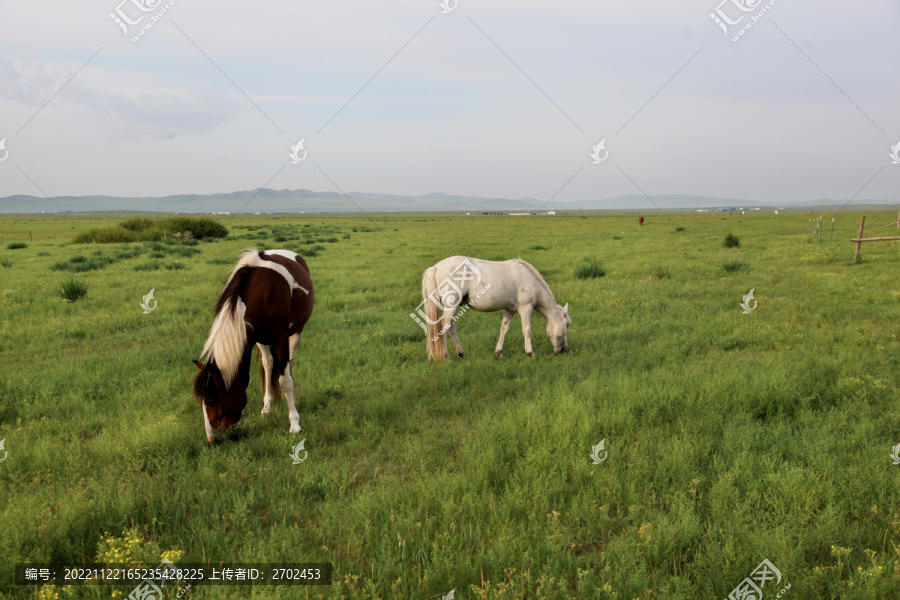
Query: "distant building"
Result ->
[[509, 212, 533, 216], [483, 211, 503, 215]]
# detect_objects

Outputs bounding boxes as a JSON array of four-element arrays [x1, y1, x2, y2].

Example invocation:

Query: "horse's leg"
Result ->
[[520, 304, 535, 357], [495, 309, 515, 359], [448, 312, 466, 359], [270, 334, 302, 434], [257, 343, 275, 415], [285, 332, 303, 434]]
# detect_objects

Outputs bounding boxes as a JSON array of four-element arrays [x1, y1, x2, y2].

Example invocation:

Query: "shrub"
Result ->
[[207, 258, 233, 265], [0, 258, 12, 268], [721, 260, 751, 273], [166, 261, 186, 270], [675, 226, 686, 232], [612, 236, 622, 240], [723, 232, 740, 248], [57, 276, 88, 301], [159, 217, 228, 239], [575, 259, 606, 280], [37, 251, 51, 257], [530, 245, 548, 250], [274, 236, 287, 243], [120, 217, 155, 232], [650, 263, 671, 279], [7, 242, 27, 250], [72, 227, 138, 244]]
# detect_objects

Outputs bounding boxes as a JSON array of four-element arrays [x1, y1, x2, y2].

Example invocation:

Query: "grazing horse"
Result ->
[[192, 248, 314, 442], [420, 256, 570, 361]]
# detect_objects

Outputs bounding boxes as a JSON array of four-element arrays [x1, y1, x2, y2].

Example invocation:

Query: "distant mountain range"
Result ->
[[0, 189, 896, 214]]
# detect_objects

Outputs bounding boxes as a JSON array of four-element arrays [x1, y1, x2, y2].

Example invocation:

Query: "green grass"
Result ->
[[7, 242, 27, 250], [0, 212, 899, 599]]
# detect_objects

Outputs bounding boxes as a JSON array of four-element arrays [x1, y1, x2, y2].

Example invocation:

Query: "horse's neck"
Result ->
[[531, 284, 556, 320]]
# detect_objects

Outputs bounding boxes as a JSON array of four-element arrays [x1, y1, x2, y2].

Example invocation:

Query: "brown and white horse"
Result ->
[[193, 248, 314, 442]]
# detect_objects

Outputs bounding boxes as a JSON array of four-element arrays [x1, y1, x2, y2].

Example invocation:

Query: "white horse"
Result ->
[[420, 256, 570, 360]]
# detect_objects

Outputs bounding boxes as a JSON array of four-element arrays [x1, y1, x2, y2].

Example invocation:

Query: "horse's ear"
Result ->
[[563, 303, 569, 313], [193, 360, 204, 371]]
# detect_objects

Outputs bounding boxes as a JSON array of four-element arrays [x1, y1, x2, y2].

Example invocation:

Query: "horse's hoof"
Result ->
[[526, 351, 535, 358], [495, 351, 503, 359], [458, 352, 467, 359], [290, 425, 302, 434]]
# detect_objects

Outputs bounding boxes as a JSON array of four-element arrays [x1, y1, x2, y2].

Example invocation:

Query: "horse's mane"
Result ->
[[510, 259, 556, 306], [199, 249, 260, 388]]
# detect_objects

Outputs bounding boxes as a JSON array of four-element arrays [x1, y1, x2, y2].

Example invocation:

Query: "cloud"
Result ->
[[0, 51, 240, 138]]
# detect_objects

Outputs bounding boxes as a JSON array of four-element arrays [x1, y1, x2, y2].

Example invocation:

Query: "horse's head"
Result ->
[[546, 302, 570, 353], [192, 360, 247, 442]]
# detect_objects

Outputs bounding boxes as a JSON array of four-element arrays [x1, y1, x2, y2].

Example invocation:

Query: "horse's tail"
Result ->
[[422, 266, 448, 361], [200, 249, 259, 388]]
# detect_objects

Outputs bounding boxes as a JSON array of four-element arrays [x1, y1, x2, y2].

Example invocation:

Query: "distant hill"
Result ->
[[0, 189, 896, 214]]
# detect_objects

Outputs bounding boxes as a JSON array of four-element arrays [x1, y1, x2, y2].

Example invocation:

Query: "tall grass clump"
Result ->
[[649, 263, 671, 279], [721, 259, 751, 273], [723, 232, 741, 248], [675, 226, 686, 232], [575, 259, 606, 280], [7, 242, 27, 250], [133, 260, 163, 271], [0, 258, 13, 268], [51, 255, 116, 272], [57, 276, 88, 302]]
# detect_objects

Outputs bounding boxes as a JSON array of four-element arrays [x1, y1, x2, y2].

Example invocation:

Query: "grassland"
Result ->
[[1, 210, 899, 599]]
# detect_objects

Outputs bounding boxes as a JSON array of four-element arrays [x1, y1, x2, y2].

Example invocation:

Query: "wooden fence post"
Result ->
[[854, 216, 865, 263], [164, 228, 167, 241]]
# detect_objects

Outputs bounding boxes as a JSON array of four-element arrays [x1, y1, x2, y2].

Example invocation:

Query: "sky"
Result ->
[[0, 0, 898, 207]]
